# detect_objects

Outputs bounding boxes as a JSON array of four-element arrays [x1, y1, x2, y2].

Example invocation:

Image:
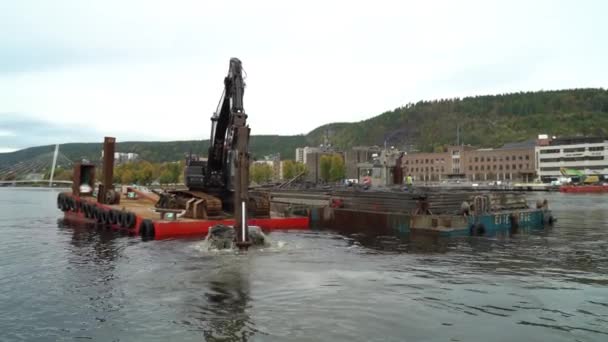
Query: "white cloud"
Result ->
[[0, 130, 16, 137], [1, 0, 607, 147]]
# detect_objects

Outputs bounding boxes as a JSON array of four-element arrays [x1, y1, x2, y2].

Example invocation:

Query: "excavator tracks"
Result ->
[[249, 191, 271, 218], [155, 190, 270, 219], [156, 190, 223, 218]]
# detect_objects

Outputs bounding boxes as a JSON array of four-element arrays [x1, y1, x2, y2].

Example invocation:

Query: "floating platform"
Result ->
[[560, 184, 608, 193], [57, 192, 309, 240], [410, 208, 553, 237], [271, 189, 554, 238]]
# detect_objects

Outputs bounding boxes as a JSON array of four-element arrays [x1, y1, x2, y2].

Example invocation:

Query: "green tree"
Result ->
[[160, 162, 181, 184], [136, 161, 155, 185], [294, 161, 307, 176], [282, 160, 308, 180], [282, 160, 296, 180], [250, 163, 273, 184], [319, 155, 332, 182], [121, 169, 136, 184], [329, 154, 345, 181]]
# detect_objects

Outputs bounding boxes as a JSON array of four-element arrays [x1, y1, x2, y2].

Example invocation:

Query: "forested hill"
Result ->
[[1, 88, 607, 165], [307, 88, 608, 151], [0, 135, 308, 166]]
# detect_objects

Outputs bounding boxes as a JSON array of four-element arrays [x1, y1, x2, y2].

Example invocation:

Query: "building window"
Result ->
[[425, 159, 428, 164], [499, 165, 503, 170], [469, 166, 472, 171], [519, 164, 522, 169], [474, 157, 478, 162], [525, 155, 530, 160], [589, 146, 605, 151], [481, 165, 485, 171], [475, 166, 478, 171], [563, 147, 586, 153], [405, 160, 409, 164], [441, 167, 444, 172], [518, 156, 523, 160], [430, 167, 434, 172], [506, 156, 509, 161], [512, 164, 516, 169], [493, 165, 497, 170], [540, 149, 560, 154], [512, 155, 516, 161], [506, 165, 510, 170], [493, 157, 497, 162], [481, 157, 485, 162]]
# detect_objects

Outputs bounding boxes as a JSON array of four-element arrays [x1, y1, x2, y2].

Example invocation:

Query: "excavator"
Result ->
[[155, 58, 270, 248]]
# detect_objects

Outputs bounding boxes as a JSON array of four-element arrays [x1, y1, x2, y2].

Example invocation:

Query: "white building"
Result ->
[[535, 136, 608, 181], [295, 147, 319, 164], [101, 151, 139, 164]]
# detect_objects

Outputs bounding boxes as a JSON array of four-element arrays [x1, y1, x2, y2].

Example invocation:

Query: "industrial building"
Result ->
[[403, 144, 536, 183], [535, 136, 608, 182]]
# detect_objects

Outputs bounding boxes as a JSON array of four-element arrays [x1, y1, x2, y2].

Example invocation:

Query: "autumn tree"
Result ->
[[250, 163, 273, 184]]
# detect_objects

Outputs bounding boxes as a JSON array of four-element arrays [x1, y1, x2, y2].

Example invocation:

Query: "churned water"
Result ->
[[0, 188, 607, 341]]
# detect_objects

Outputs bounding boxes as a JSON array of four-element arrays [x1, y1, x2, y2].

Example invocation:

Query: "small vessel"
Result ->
[[560, 184, 608, 193]]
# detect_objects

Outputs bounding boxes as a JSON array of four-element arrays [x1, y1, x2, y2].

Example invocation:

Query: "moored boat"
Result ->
[[560, 184, 608, 193]]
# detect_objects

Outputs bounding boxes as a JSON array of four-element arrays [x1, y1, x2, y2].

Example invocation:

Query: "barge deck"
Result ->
[[58, 192, 309, 240]]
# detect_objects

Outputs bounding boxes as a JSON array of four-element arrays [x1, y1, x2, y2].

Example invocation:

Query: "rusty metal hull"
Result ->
[[308, 207, 410, 236], [410, 208, 554, 237]]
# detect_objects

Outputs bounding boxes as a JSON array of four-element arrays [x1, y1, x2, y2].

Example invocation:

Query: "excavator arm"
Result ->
[[206, 58, 246, 190]]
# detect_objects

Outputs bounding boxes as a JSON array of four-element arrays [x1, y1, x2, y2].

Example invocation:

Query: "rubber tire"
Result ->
[[103, 210, 112, 226], [57, 194, 65, 210], [139, 219, 155, 240], [471, 223, 486, 236], [109, 210, 120, 226], [509, 214, 519, 234], [61, 196, 69, 212], [82, 203, 89, 218], [66, 197, 73, 211], [118, 212, 127, 228], [86, 203, 93, 219], [95, 207, 104, 224], [91, 206, 98, 221], [63, 196, 71, 212], [124, 212, 136, 229]]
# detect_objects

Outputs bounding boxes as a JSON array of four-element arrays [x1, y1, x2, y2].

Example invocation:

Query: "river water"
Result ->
[[0, 188, 607, 341]]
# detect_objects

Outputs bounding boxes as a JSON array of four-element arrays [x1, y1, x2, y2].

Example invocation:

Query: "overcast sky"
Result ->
[[1, 0, 607, 152]]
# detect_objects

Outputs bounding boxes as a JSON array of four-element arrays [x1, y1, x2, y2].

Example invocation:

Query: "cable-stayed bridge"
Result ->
[[0, 145, 74, 187]]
